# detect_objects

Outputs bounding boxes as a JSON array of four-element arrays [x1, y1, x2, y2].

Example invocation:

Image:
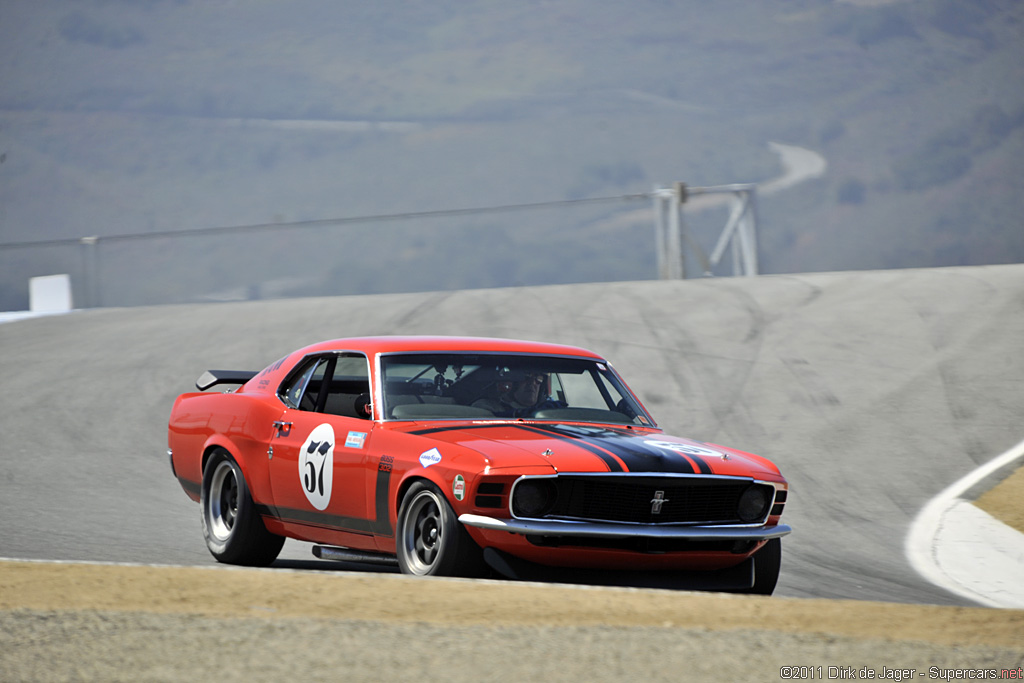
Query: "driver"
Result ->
[[474, 370, 556, 418]]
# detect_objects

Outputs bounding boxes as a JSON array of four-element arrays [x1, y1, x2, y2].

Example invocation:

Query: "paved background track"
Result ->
[[1, 265, 1023, 605]]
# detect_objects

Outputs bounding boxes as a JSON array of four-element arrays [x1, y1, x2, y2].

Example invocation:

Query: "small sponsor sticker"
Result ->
[[345, 431, 367, 449], [453, 474, 465, 501], [419, 447, 442, 468], [644, 439, 721, 457]]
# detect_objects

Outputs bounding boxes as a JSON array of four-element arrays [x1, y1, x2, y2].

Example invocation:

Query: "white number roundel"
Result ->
[[299, 424, 335, 510], [644, 439, 721, 457]]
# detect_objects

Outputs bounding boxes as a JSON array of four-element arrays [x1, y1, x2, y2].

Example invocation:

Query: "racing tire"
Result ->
[[747, 537, 782, 595], [200, 449, 284, 566], [396, 481, 484, 577]]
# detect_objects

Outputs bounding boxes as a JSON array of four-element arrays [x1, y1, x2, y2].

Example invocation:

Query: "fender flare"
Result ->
[[199, 434, 270, 504]]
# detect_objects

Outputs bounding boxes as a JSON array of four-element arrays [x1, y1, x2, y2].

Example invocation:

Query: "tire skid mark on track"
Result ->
[[3, 265, 1024, 607]]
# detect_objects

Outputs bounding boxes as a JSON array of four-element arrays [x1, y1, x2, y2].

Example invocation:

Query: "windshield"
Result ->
[[379, 352, 653, 425]]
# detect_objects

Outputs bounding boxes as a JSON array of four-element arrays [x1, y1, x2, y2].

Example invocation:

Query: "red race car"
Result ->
[[168, 336, 790, 593]]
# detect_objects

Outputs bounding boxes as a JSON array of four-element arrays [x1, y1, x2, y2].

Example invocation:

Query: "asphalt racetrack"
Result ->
[[2, 265, 1023, 679]]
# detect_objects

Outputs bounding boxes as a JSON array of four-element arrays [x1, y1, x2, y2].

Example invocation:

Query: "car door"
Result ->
[[267, 353, 377, 545]]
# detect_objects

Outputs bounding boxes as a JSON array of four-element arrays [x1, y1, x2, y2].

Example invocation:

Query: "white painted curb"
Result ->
[[905, 438, 1024, 608]]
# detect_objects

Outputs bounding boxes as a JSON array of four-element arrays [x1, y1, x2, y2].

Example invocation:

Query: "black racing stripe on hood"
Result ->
[[406, 423, 714, 474], [691, 454, 714, 475], [407, 423, 624, 472], [662, 448, 713, 475], [525, 424, 697, 474], [513, 424, 625, 472], [408, 424, 501, 436]]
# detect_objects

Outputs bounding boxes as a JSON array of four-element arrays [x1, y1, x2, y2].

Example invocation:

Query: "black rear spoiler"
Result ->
[[196, 370, 258, 391]]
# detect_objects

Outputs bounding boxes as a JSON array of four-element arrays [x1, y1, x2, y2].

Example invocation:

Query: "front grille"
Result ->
[[532, 476, 771, 525]]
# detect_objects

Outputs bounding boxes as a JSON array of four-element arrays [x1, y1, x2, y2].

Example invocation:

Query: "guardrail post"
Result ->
[[80, 236, 100, 308], [652, 184, 688, 280], [678, 184, 760, 278]]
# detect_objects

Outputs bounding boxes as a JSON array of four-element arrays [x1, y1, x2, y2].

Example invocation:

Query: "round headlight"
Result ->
[[737, 485, 771, 523], [512, 479, 557, 518]]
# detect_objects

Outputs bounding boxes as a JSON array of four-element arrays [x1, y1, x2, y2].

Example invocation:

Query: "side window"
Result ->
[[280, 358, 327, 410], [280, 353, 372, 418], [322, 354, 372, 419]]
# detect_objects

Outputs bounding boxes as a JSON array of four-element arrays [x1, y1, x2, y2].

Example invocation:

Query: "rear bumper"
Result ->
[[459, 513, 791, 541]]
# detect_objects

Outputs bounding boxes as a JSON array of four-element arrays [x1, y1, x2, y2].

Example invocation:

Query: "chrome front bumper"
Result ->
[[459, 513, 792, 541]]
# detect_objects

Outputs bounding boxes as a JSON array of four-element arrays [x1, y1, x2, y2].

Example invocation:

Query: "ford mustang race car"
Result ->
[[168, 336, 790, 593]]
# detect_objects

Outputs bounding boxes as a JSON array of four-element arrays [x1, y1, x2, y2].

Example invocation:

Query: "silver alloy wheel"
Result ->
[[200, 450, 285, 566], [401, 488, 445, 574], [206, 459, 239, 543]]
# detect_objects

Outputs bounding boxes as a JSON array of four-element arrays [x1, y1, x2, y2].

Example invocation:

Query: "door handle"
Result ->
[[272, 421, 292, 437]]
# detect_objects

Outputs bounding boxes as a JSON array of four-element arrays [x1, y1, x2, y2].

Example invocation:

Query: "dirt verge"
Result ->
[[1, 561, 1022, 681], [975, 464, 1024, 534]]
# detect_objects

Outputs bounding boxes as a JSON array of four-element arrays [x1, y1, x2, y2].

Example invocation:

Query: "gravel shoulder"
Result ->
[[2, 561, 1022, 681], [976, 464, 1024, 534]]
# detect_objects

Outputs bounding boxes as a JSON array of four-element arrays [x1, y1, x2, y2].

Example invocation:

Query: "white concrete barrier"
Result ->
[[29, 274, 73, 313]]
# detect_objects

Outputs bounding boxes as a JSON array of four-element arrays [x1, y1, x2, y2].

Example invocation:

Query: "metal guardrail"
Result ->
[[653, 182, 759, 279], [3, 184, 758, 308]]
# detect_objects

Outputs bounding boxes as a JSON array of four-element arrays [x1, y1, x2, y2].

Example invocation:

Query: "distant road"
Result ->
[[591, 141, 828, 228], [1, 264, 1022, 605], [761, 142, 829, 194], [679, 141, 828, 212]]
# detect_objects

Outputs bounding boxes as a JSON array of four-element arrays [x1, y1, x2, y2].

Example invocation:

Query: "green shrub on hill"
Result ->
[[893, 104, 1023, 192]]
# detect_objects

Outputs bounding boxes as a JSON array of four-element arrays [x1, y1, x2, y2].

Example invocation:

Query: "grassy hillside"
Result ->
[[0, 0, 1021, 309]]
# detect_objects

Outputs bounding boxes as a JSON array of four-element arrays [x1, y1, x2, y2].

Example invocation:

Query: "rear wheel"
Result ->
[[200, 450, 284, 566], [396, 481, 483, 576], [747, 537, 782, 595]]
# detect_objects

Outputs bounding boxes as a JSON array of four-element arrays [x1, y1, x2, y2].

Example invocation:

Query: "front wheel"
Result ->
[[200, 450, 284, 566], [396, 481, 483, 576]]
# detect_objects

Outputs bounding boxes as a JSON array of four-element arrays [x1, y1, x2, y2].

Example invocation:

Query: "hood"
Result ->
[[401, 422, 779, 478]]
